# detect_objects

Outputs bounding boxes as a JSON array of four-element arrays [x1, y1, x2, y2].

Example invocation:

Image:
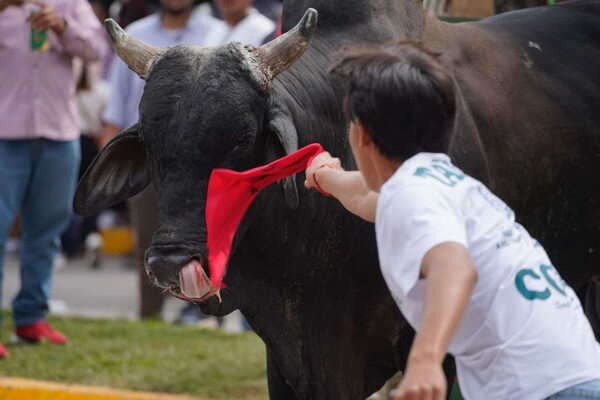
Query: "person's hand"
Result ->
[[394, 358, 446, 400], [0, 0, 25, 11], [29, 0, 67, 35], [304, 151, 342, 190]]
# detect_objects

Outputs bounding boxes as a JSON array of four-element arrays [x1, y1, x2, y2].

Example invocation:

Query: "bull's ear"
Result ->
[[74, 124, 151, 216], [265, 94, 299, 210]]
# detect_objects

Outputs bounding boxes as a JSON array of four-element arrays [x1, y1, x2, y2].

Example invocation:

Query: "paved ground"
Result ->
[[2, 252, 184, 322]]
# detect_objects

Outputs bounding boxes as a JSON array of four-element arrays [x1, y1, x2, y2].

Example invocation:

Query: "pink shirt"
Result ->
[[0, 0, 106, 141]]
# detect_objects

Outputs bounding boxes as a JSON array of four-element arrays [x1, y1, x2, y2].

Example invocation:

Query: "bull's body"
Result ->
[[76, 1, 600, 398]]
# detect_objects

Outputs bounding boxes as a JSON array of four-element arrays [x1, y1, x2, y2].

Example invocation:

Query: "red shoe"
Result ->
[[15, 321, 68, 345], [0, 342, 8, 358]]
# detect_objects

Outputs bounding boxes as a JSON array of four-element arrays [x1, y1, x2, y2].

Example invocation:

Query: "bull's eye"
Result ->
[[239, 132, 252, 142], [235, 132, 254, 149]]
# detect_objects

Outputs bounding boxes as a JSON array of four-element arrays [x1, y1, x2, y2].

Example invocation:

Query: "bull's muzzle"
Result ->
[[145, 246, 217, 302]]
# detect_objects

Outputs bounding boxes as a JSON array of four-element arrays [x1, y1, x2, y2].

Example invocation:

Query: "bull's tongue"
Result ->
[[179, 260, 212, 300]]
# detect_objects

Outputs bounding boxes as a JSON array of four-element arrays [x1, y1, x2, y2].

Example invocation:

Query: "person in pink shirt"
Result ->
[[0, 0, 105, 358]]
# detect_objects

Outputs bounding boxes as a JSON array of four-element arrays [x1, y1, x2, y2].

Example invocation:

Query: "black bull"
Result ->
[[75, 0, 600, 398]]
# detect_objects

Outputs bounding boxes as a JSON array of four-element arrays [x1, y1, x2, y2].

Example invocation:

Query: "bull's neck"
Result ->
[[270, 1, 428, 156], [282, 0, 425, 39]]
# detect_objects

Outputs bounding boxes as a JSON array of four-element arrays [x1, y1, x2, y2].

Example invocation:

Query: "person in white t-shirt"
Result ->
[[304, 40, 600, 400], [204, 0, 275, 46]]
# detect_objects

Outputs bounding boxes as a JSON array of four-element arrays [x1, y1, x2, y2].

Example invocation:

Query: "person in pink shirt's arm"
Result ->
[[0, 0, 105, 359], [34, 0, 105, 61]]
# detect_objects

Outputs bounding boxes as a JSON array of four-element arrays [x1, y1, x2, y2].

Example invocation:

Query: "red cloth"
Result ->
[[206, 143, 324, 288]]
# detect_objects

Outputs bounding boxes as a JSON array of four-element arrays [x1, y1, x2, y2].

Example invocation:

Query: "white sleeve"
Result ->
[[376, 184, 468, 298]]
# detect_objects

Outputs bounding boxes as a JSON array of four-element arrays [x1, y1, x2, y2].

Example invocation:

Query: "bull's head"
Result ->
[[74, 10, 318, 305]]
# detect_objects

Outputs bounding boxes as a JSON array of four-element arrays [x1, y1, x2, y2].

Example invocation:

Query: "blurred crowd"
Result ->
[[0, 0, 280, 358]]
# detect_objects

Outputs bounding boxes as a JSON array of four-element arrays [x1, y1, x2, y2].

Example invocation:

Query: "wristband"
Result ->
[[313, 164, 334, 197]]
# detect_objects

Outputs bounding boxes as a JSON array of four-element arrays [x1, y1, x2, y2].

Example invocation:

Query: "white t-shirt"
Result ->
[[376, 152, 600, 400], [78, 79, 110, 137], [203, 10, 275, 47]]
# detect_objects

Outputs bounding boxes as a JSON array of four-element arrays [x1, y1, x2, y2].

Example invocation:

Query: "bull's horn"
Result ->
[[255, 8, 318, 80], [104, 19, 164, 80]]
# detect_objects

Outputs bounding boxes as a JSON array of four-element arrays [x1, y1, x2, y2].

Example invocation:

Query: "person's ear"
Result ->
[[355, 120, 372, 148]]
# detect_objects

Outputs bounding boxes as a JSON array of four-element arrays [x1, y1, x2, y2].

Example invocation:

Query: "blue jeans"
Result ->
[[546, 380, 600, 400], [0, 138, 80, 326]]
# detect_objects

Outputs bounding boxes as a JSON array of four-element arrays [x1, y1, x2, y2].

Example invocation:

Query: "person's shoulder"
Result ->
[[380, 179, 433, 209], [199, 20, 228, 47], [382, 153, 440, 193], [400, 153, 471, 191], [125, 13, 161, 37], [380, 157, 461, 212], [190, 10, 220, 29]]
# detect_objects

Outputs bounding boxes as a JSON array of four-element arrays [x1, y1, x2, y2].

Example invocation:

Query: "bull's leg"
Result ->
[[442, 354, 458, 400], [267, 346, 297, 400], [585, 277, 600, 341], [266, 347, 297, 399]]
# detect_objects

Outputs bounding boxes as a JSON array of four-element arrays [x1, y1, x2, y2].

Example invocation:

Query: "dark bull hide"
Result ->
[[75, 0, 600, 398], [495, 0, 545, 14]]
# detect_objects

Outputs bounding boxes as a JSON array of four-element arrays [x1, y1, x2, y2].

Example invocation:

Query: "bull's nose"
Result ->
[[145, 246, 194, 287]]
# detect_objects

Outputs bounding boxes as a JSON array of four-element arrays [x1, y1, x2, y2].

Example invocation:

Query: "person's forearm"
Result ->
[[58, 5, 106, 61], [314, 169, 378, 222], [409, 244, 477, 365]]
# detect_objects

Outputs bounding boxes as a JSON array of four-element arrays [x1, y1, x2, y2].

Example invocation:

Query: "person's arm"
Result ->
[[395, 242, 478, 400], [304, 152, 378, 223], [29, 0, 67, 34], [34, 0, 105, 61]]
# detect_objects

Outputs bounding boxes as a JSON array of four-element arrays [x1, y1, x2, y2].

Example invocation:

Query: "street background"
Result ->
[[2, 253, 184, 322]]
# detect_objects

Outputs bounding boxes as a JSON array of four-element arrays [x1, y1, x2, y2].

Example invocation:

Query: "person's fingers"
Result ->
[[31, 16, 53, 30], [30, 13, 48, 24], [29, 8, 48, 24], [422, 386, 435, 400], [30, 13, 60, 30], [36, 2, 51, 13], [312, 152, 332, 165], [395, 385, 414, 400], [30, 3, 54, 19], [433, 386, 445, 400], [396, 384, 437, 400], [304, 171, 316, 188], [395, 384, 411, 400]]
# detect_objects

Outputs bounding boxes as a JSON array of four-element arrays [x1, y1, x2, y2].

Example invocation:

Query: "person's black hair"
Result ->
[[328, 40, 457, 160]]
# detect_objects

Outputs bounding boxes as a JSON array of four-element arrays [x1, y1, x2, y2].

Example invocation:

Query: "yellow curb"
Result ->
[[0, 378, 206, 400]]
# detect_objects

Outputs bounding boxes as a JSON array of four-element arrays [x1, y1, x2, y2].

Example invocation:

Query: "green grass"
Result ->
[[0, 311, 268, 400]]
